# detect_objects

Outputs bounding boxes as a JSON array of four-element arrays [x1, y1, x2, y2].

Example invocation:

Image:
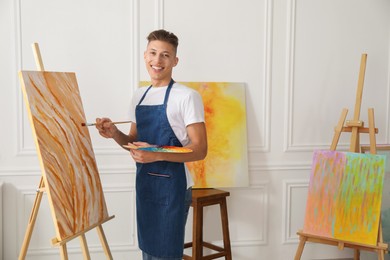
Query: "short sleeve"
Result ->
[[182, 89, 205, 126]]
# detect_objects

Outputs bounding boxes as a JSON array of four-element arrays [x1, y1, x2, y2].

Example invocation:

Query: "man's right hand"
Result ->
[[95, 117, 118, 138]]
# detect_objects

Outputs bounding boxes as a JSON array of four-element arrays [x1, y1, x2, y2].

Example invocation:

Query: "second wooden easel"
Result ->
[[294, 54, 388, 260], [18, 43, 114, 260]]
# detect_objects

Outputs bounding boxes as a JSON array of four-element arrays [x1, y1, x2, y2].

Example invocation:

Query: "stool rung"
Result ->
[[203, 241, 224, 252], [183, 241, 227, 260], [202, 252, 227, 260], [183, 251, 227, 260]]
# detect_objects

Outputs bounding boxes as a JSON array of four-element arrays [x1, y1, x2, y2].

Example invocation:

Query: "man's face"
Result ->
[[144, 40, 178, 86]]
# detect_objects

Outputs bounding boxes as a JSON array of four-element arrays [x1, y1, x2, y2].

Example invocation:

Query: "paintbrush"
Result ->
[[81, 120, 132, 127]]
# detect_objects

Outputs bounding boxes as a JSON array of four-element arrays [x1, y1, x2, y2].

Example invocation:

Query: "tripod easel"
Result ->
[[294, 54, 388, 260], [18, 43, 114, 260]]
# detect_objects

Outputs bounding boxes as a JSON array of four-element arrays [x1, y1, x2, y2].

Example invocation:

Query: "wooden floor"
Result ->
[[314, 258, 353, 260]]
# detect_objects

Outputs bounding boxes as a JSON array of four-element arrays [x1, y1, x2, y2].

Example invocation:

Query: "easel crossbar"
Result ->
[[297, 231, 388, 253], [339, 126, 378, 134], [51, 215, 115, 246]]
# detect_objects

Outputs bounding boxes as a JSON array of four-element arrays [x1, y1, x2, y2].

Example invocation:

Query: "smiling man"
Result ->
[[95, 29, 207, 260]]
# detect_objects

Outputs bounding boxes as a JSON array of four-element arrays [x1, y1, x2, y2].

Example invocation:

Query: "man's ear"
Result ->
[[174, 57, 179, 67]]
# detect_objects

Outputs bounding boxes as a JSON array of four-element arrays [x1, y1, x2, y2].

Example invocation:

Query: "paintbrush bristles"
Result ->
[[81, 122, 95, 126]]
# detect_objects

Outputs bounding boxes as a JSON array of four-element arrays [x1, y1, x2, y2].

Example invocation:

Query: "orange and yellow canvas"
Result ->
[[19, 71, 109, 241], [140, 81, 249, 188], [303, 150, 385, 245]]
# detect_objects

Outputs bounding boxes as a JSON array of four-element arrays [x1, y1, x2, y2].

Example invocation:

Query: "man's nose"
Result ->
[[155, 55, 163, 63]]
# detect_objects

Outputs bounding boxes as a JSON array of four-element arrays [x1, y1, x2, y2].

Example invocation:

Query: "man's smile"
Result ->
[[151, 65, 163, 71]]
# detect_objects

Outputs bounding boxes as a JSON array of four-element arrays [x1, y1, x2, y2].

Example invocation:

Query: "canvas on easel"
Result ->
[[295, 54, 388, 260], [362, 144, 390, 256], [18, 43, 113, 260], [19, 71, 109, 238], [304, 150, 385, 245]]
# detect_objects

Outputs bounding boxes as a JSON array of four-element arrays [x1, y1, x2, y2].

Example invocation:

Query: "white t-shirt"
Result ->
[[129, 82, 205, 188]]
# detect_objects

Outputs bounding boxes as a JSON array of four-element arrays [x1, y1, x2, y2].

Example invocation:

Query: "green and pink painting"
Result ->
[[303, 150, 386, 246]]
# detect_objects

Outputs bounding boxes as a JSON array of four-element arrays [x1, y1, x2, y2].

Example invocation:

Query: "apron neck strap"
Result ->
[[163, 79, 175, 105], [138, 79, 175, 106]]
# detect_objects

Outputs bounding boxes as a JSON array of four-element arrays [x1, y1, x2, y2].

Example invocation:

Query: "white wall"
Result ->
[[0, 182, 3, 259], [0, 0, 389, 259]]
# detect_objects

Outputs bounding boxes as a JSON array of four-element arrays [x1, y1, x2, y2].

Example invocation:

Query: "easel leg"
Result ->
[[79, 233, 91, 260], [18, 177, 44, 260], [330, 108, 348, 151], [294, 235, 307, 260], [96, 224, 113, 260], [354, 249, 360, 260], [368, 108, 377, 154], [378, 249, 385, 260], [60, 244, 68, 260], [350, 130, 360, 152]]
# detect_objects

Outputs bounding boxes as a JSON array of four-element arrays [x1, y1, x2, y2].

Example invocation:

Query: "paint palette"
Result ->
[[123, 143, 193, 153]]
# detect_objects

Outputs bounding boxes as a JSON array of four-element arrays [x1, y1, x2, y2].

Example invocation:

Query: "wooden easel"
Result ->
[[18, 43, 114, 260], [294, 54, 388, 260]]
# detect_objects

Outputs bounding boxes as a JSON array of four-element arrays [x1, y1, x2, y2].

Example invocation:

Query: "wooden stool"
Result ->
[[183, 188, 232, 260]]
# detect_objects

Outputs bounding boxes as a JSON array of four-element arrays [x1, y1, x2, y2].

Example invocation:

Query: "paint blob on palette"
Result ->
[[123, 143, 192, 153], [303, 150, 386, 246]]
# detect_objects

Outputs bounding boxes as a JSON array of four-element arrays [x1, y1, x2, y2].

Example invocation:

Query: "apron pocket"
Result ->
[[147, 172, 171, 178], [144, 172, 172, 205]]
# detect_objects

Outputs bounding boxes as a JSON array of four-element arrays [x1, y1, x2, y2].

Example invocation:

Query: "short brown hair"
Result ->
[[147, 29, 179, 53]]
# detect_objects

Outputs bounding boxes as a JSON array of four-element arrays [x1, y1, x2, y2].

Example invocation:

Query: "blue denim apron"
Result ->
[[135, 79, 187, 258]]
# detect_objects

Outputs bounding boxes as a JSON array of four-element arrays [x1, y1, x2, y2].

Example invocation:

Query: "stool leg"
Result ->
[[193, 202, 203, 259], [220, 199, 232, 260]]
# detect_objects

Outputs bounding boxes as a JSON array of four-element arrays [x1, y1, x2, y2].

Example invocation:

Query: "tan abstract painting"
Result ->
[[19, 71, 109, 241]]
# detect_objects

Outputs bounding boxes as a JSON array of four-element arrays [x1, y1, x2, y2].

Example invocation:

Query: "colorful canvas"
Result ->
[[19, 71, 109, 241], [140, 81, 249, 188], [361, 145, 390, 253], [303, 150, 385, 246], [123, 144, 192, 153]]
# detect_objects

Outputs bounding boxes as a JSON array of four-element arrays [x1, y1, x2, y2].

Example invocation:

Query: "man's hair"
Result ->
[[147, 29, 179, 53]]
